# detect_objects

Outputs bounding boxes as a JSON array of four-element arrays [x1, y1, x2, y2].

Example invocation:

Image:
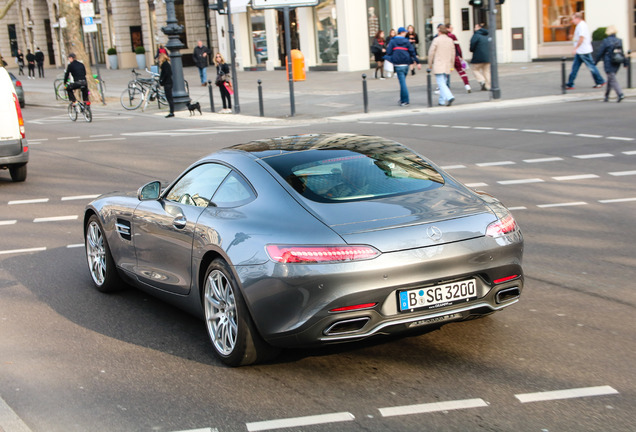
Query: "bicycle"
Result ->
[[67, 87, 92, 122], [120, 70, 167, 111], [56, 74, 105, 101]]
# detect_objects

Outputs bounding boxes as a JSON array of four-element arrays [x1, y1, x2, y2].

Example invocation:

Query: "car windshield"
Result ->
[[263, 149, 444, 203]]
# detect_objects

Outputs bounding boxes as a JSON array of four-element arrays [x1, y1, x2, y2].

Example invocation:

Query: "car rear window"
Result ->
[[262, 149, 444, 203]]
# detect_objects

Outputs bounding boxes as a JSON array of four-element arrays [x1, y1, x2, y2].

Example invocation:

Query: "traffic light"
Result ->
[[469, 0, 484, 7]]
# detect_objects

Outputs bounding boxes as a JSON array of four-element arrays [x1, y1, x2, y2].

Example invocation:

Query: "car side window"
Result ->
[[165, 163, 231, 207], [211, 171, 256, 207]]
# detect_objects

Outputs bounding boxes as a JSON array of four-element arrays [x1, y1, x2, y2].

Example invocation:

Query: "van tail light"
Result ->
[[486, 214, 517, 237], [266, 245, 380, 264], [13, 93, 25, 139]]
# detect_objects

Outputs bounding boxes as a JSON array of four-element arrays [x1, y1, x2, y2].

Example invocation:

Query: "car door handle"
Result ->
[[173, 215, 187, 229]]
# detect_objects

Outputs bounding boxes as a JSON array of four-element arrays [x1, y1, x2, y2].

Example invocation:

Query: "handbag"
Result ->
[[383, 59, 394, 77], [611, 43, 625, 65], [224, 80, 234, 95]]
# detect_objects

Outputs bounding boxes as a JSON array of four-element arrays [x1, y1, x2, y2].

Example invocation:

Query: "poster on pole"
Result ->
[[251, 0, 319, 9]]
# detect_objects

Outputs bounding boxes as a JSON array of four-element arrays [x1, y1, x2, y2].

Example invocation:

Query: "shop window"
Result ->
[[315, 1, 337, 64], [541, 0, 583, 43], [461, 8, 470, 31], [250, 9, 267, 64], [175, 0, 187, 49], [130, 26, 143, 51], [366, 0, 390, 39]]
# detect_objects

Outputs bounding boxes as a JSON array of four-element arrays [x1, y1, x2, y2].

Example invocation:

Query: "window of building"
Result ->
[[250, 9, 267, 65], [473, 5, 502, 31], [174, 0, 188, 49], [366, 0, 390, 40], [541, 0, 583, 43], [315, 0, 337, 64], [130, 26, 143, 51]]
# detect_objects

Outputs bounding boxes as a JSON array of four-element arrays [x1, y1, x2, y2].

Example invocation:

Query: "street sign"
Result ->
[[82, 16, 98, 33], [251, 0, 319, 9], [79, 2, 95, 18]]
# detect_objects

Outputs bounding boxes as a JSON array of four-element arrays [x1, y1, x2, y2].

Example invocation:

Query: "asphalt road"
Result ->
[[1, 100, 635, 432]]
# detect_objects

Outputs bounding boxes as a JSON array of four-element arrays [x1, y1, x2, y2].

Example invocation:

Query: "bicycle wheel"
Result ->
[[56, 80, 69, 101], [83, 105, 93, 122], [157, 88, 167, 108], [68, 103, 78, 121], [120, 86, 144, 110]]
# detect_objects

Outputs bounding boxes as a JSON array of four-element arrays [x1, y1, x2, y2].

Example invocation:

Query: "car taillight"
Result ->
[[15, 80, 22, 87], [13, 93, 25, 139], [266, 245, 380, 263], [493, 275, 519, 284], [486, 214, 517, 237], [330, 303, 377, 312]]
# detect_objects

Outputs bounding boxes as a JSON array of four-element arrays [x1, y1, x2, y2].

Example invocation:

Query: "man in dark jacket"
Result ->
[[64, 53, 89, 104], [594, 26, 627, 102], [192, 40, 211, 86], [35, 47, 45, 78], [26, 49, 36, 79], [384, 27, 420, 106], [470, 24, 490, 91]]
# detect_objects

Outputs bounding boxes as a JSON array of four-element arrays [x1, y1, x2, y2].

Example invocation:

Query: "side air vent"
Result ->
[[116, 219, 132, 241]]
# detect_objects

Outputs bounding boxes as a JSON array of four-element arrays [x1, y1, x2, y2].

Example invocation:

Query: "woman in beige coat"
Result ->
[[428, 25, 456, 106]]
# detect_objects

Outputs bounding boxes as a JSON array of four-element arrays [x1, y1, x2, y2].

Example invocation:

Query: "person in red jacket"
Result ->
[[446, 24, 471, 93]]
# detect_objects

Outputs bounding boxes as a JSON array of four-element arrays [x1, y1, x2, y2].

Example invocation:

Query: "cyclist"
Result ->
[[64, 53, 89, 106]]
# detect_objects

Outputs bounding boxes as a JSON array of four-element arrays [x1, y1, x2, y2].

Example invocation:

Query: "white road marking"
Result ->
[[476, 161, 516, 167], [61, 194, 100, 201], [441, 165, 466, 170], [523, 157, 563, 163], [8, 198, 49, 205], [508, 206, 528, 210], [392, 122, 408, 125], [33, 215, 79, 223], [0, 220, 17, 226], [515, 386, 618, 403], [548, 131, 573, 135], [537, 202, 587, 208], [28, 138, 48, 142], [497, 128, 518, 131], [599, 197, 636, 204], [609, 170, 636, 176], [573, 153, 613, 159], [89, 134, 113, 138], [552, 174, 599, 181], [623, 150, 636, 155], [379, 398, 488, 417], [606, 136, 634, 141], [0, 247, 47, 256], [67, 244, 84, 248], [57, 136, 81, 140], [576, 133, 603, 138], [78, 138, 126, 143], [246, 412, 355, 432], [412, 123, 428, 127], [466, 182, 488, 187], [497, 178, 544, 185], [474, 126, 494, 130], [432, 124, 449, 128], [0, 394, 33, 432], [170, 429, 215, 432], [521, 129, 545, 133], [451, 125, 471, 129]]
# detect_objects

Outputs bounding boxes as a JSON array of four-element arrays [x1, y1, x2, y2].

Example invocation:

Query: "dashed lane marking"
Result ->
[[575, 133, 603, 138], [607, 136, 634, 141], [599, 197, 636, 204], [515, 386, 618, 403], [440, 165, 466, 170], [476, 161, 516, 167], [0, 247, 47, 256], [622, 151, 636, 155], [57, 136, 81, 140], [33, 215, 78, 223], [548, 131, 573, 135], [523, 157, 563, 163], [66, 244, 84, 248], [77, 138, 127, 143], [0, 220, 17, 226], [8, 198, 49, 205], [609, 170, 636, 176], [61, 194, 101, 201], [537, 201, 587, 208], [89, 134, 113, 138], [379, 398, 488, 418], [246, 412, 355, 432], [497, 128, 518, 131], [521, 129, 545, 133], [466, 182, 488, 188], [573, 153, 613, 159], [552, 174, 599, 181], [497, 178, 544, 185]]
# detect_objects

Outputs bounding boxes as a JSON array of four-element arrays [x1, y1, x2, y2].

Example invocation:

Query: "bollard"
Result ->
[[362, 74, 368, 113], [258, 79, 264, 117], [207, 80, 215, 113], [628, 51, 632, 89], [561, 57, 567, 94], [426, 69, 433, 108]]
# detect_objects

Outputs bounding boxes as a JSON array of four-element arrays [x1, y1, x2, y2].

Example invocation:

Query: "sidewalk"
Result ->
[[8, 60, 635, 123]]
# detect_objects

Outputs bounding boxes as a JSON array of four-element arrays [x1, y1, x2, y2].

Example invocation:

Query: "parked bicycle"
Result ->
[[120, 68, 188, 111]]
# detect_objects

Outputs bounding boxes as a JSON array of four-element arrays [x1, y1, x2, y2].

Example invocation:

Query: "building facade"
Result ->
[[1, 0, 635, 72]]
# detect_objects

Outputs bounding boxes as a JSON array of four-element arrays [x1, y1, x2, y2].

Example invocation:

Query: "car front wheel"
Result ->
[[203, 259, 278, 366], [85, 215, 122, 292]]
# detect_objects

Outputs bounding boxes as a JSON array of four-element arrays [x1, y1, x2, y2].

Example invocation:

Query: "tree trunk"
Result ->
[[58, 0, 101, 102]]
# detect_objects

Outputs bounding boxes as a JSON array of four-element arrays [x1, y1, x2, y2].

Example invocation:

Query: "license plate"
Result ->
[[399, 279, 477, 312]]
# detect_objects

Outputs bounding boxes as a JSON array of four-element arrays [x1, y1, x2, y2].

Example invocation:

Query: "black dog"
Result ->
[[187, 101, 202, 116]]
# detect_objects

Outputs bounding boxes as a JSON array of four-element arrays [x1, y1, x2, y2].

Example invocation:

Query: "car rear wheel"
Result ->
[[85, 215, 122, 292], [203, 259, 278, 366], [9, 164, 27, 182]]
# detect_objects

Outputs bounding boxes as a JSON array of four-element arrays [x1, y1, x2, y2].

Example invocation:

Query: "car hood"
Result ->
[[300, 186, 496, 252]]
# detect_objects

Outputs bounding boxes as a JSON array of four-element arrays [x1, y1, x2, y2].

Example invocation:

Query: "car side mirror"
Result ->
[[138, 181, 161, 201]]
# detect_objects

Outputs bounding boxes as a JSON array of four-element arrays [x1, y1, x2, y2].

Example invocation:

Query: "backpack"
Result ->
[[611, 41, 625, 65]]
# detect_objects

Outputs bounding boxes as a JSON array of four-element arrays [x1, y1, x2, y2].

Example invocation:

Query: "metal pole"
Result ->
[[426, 68, 433, 107], [627, 50, 632, 89], [487, 2, 501, 100], [362, 74, 368, 113], [208, 80, 215, 112], [258, 79, 264, 117], [561, 57, 567, 94], [162, 0, 189, 111], [226, 0, 240, 113], [284, 6, 295, 117]]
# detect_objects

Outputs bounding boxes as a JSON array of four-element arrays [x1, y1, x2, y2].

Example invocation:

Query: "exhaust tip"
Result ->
[[324, 317, 370, 336], [496, 287, 520, 304]]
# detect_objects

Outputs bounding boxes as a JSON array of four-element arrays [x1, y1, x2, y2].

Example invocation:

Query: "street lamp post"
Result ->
[[162, 0, 189, 110]]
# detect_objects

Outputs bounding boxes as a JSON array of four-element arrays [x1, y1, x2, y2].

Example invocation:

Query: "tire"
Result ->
[[203, 259, 278, 366], [55, 80, 69, 101], [9, 164, 27, 182], [85, 215, 123, 293], [83, 105, 92, 122], [68, 103, 78, 121], [120, 86, 144, 110]]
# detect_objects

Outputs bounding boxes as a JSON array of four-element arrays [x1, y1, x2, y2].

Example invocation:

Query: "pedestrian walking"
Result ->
[[155, 44, 168, 62], [594, 26, 627, 102], [371, 30, 387, 79], [214, 53, 232, 113], [470, 23, 490, 91], [385, 29, 396, 46], [192, 40, 211, 86], [428, 24, 456, 106], [384, 27, 420, 106], [26, 49, 35, 79], [406, 25, 419, 76], [565, 12, 605, 90], [35, 47, 45, 78], [158, 53, 175, 118], [16, 49, 25, 76], [447, 24, 471, 93]]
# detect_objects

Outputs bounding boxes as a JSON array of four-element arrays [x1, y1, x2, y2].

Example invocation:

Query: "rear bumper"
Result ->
[[0, 139, 29, 168]]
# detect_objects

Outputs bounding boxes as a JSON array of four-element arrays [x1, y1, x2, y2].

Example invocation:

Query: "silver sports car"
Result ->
[[84, 134, 524, 366]]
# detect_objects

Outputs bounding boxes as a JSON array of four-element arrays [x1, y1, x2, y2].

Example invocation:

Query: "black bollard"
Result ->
[[258, 79, 264, 117], [362, 74, 368, 113], [628, 51, 632, 89], [561, 57, 567, 94], [207, 80, 215, 113], [426, 69, 433, 108]]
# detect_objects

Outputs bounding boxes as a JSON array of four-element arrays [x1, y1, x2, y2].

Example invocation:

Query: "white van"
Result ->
[[0, 66, 29, 182]]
